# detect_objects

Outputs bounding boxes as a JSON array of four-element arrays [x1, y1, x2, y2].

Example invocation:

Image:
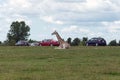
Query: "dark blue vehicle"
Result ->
[[86, 37, 106, 46]]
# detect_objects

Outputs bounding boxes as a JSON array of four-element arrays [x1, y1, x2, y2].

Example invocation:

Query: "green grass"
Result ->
[[0, 46, 120, 80]]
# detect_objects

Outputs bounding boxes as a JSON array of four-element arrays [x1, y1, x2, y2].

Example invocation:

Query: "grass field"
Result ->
[[0, 46, 120, 80]]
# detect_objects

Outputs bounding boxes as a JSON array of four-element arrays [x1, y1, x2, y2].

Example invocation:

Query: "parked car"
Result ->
[[29, 42, 39, 46], [39, 39, 60, 46], [86, 37, 106, 46], [15, 40, 29, 46]]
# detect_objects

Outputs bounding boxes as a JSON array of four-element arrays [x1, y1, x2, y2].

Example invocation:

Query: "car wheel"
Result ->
[[39, 44, 42, 46], [86, 43, 89, 46], [50, 44, 53, 46], [96, 43, 98, 46]]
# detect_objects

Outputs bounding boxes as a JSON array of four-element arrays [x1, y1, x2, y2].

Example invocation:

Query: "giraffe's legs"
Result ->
[[56, 43, 69, 49], [54, 44, 64, 49]]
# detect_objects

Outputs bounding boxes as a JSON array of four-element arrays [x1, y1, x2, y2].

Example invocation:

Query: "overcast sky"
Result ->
[[0, 0, 120, 43]]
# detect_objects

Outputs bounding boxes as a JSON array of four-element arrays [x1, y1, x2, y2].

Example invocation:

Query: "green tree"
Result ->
[[28, 39, 37, 43], [0, 41, 2, 44], [108, 40, 117, 46], [118, 40, 120, 46], [67, 37, 72, 45], [7, 21, 30, 45], [81, 37, 88, 46], [72, 38, 81, 46], [0, 41, 2, 46]]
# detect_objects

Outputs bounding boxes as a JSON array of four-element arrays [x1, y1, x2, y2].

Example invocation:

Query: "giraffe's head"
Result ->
[[51, 30, 58, 35]]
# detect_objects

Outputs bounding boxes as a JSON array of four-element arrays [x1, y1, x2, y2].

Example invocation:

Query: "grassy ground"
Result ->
[[0, 46, 120, 80]]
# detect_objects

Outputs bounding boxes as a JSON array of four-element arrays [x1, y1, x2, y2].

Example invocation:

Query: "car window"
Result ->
[[90, 38, 96, 41], [17, 41, 22, 44]]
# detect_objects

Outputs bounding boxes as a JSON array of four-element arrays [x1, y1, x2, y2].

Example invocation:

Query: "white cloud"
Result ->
[[79, 0, 120, 12], [62, 25, 78, 33], [0, 0, 32, 15], [85, 0, 108, 10], [35, 0, 120, 25], [8, 0, 31, 8], [41, 16, 64, 25], [62, 25, 90, 33], [102, 20, 120, 33]]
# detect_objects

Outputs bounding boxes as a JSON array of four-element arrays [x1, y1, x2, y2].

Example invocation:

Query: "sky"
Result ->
[[0, 0, 120, 43]]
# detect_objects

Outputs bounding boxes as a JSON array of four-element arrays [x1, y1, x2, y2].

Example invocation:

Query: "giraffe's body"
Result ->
[[52, 31, 70, 49]]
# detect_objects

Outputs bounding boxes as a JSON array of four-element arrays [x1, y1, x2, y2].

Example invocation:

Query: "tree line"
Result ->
[[66, 38, 120, 46], [0, 21, 119, 46], [66, 37, 88, 46]]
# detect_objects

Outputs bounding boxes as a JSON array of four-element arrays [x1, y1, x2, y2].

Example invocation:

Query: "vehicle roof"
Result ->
[[17, 40, 28, 42], [91, 37, 104, 39]]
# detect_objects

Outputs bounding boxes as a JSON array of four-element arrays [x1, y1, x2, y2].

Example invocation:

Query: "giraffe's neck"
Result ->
[[55, 33, 64, 43]]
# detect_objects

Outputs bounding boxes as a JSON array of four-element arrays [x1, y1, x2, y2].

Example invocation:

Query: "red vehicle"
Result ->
[[39, 39, 60, 46]]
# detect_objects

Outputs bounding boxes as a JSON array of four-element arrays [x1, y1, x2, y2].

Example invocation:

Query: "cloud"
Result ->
[[61, 25, 104, 36], [41, 16, 64, 25], [102, 20, 120, 33], [0, 0, 32, 15], [1, 0, 119, 25], [56, 0, 84, 3], [83, 0, 115, 11], [61, 25, 90, 34], [8, 0, 31, 8], [35, 0, 120, 26]]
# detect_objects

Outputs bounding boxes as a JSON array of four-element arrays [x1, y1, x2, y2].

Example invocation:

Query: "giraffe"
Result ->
[[52, 31, 70, 49]]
